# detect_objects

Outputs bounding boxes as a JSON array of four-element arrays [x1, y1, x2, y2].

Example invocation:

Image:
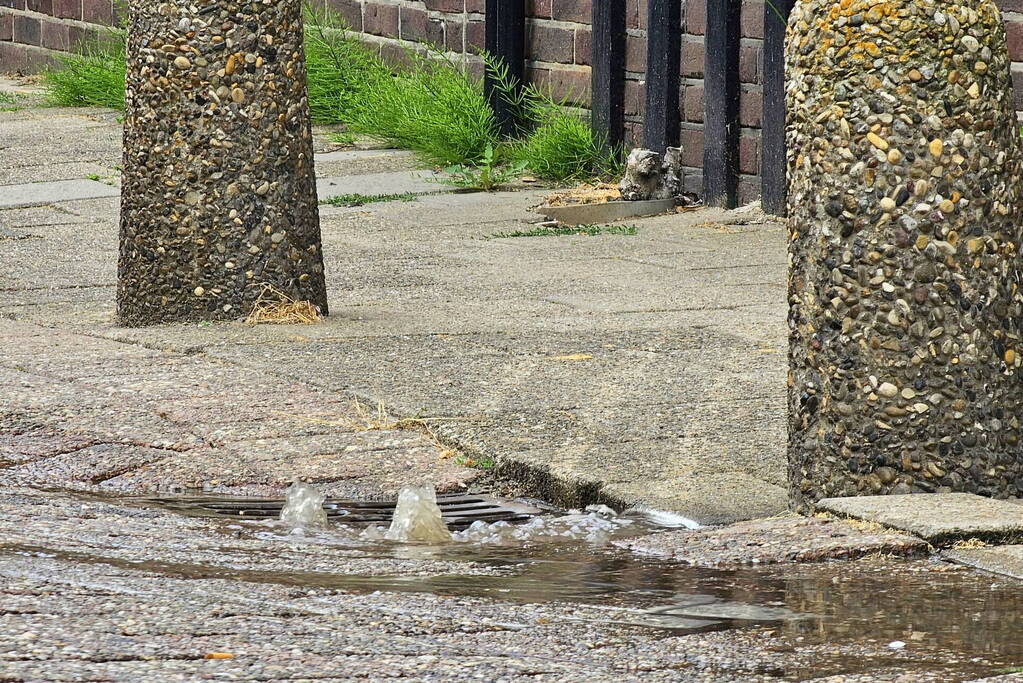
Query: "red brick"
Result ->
[[326, 0, 362, 31], [739, 43, 760, 83], [685, 0, 705, 35], [26, 0, 52, 15], [466, 18, 483, 50], [0, 12, 11, 40], [51, 0, 80, 19], [527, 21, 574, 63], [400, 6, 444, 45], [551, 0, 590, 23], [40, 17, 68, 49], [740, 0, 763, 39], [0, 0, 27, 10], [739, 129, 759, 174], [679, 127, 704, 167], [424, 0, 463, 11], [466, 0, 483, 12], [681, 39, 702, 77], [739, 83, 762, 126], [574, 27, 590, 65], [13, 14, 39, 44], [626, 0, 646, 29], [624, 78, 643, 115], [625, 33, 644, 71], [67, 23, 99, 49], [738, 174, 760, 205], [1007, 17, 1023, 61], [527, 64, 591, 106], [364, 2, 398, 37], [81, 0, 112, 24], [445, 18, 465, 52], [683, 83, 703, 122], [528, 0, 552, 19]]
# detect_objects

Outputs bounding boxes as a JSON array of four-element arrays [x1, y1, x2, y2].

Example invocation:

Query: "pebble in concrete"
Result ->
[[118, 0, 327, 326], [786, 0, 1023, 508]]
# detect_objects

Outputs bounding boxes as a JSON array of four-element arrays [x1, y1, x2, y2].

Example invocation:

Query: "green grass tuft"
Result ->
[[40, 8, 619, 182], [42, 30, 125, 109], [303, 6, 387, 124], [510, 106, 623, 182], [322, 192, 420, 206], [488, 223, 638, 239], [0, 92, 21, 111], [345, 48, 498, 166]]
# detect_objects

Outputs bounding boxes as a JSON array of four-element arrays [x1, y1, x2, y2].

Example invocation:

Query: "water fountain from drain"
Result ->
[[279, 481, 699, 545]]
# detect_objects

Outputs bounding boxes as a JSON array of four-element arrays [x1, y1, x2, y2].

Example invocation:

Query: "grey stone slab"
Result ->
[[315, 148, 414, 162], [944, 545, 1023, 580], [0, 179, 119, 208], [818, 493, 1023, 545], [535, 199, 676, 225], [316, 170, 444, 199]]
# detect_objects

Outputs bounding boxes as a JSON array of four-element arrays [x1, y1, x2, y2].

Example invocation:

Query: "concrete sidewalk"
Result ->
[[0, 97, 788, 524]]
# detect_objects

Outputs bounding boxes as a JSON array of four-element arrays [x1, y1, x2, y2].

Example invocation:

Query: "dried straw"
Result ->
[[245, 283, 321, 325]]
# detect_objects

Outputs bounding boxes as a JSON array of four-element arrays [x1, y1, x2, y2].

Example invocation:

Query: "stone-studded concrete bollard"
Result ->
[[117, 0, 328, 326], [787, 0, 1023, 509]]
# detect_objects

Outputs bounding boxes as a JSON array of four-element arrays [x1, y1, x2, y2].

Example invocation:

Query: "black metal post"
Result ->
[[703, 0, 741, 208], [643, 0, 681, 153], [761, 0, 794, 215], [484, 0, 525, 138], [591, 0, 626, 153]]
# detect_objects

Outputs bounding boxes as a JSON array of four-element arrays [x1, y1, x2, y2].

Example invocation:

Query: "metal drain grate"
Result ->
[[133, 493, 543, 529]]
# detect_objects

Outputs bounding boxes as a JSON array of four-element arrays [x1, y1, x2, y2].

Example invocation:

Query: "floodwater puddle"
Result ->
[[26, 486, 1023, 673]]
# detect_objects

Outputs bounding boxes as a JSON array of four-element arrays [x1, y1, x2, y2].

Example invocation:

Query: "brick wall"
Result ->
[[0, 0, 114, 72], [5, 0, 1023, 202]]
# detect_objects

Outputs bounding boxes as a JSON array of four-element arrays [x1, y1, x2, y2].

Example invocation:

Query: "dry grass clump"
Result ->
[[245, 284, 321, 326], [950, 538, 988, 550], [542, 183, 621, 207]]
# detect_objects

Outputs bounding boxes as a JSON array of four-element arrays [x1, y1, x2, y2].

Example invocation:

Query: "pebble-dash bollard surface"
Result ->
[[786, 0, 1023, 510], [117, 0, 328, 326]]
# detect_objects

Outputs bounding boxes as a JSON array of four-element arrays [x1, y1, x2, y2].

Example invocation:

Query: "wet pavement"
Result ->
[[3, 84, 1023, 681], [3, 485, 1023, 681]]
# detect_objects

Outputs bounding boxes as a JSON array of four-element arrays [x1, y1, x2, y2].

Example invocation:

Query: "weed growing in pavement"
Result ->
[[0, 92, 21, 111], [437, 144, 526, 191], [329, 131, 358, 146], [322, 192, 420, 206], [488, 223, 638, 239]]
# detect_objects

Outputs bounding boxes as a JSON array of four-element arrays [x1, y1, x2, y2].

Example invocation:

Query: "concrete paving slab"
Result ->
[[818, 493, 1023, 545], [315, 148, 415, 162], [0, 100, 791, 523], [0, 178, 119, 208], [317, 170, 444, 199], [944, 544, 1023, 580], [615, 516, 928, 567]]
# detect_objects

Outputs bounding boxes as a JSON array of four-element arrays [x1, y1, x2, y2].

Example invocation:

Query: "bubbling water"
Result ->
[[280, 481, 329, 530], [382, 485, 453, 543]]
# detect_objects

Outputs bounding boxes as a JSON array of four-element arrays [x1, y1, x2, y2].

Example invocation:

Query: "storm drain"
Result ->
[[132, 493, 544, 529]]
